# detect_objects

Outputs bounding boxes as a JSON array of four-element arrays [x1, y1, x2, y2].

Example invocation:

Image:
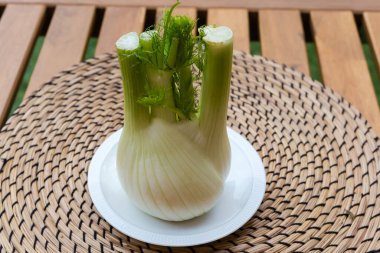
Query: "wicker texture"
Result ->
[[0, 51, 379, 253]]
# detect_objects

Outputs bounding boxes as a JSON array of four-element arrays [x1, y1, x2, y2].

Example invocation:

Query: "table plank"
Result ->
[[96, 7, 145, 56], [260, 10, 309, 75], [207, 8, 250, 53], [311, 11, 380, 134], [0, 4, 45, 125], [0, 0, 380, 12], [25, 5, 95, 97], [364, 13, 380, 84]]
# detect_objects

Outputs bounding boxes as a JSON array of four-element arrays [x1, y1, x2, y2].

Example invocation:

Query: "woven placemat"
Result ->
[[0, 51, 380, 253]]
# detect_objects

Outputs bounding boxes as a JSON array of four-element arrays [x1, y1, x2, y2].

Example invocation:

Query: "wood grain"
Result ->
[[0, 0, 379, 12], [311, 11, 380, 134], [96, 7, 145, 56], [207, 8, 250, 53], [260, 10, 309, 75], [25, 5, 95, 96], [0, 4, 45, 125]]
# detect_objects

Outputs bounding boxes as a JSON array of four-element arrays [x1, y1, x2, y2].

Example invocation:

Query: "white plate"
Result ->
[[88, 128, 266, 247]]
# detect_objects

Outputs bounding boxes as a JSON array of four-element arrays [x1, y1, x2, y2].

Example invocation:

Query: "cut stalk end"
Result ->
[[202, 26, 233, 45], [116, 32, 140, 51]]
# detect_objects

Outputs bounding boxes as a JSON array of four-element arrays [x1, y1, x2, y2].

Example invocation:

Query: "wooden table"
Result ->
[[0, 0, 380, 135]]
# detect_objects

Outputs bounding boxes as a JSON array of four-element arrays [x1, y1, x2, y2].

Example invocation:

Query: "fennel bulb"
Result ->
[[116, 2, 233, 221]]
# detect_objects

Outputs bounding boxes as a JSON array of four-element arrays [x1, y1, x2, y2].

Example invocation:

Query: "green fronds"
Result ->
[[118, 1, 205, 121]]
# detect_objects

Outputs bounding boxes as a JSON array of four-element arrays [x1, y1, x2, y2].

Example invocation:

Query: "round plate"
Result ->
[[88, 128, 266, 247]]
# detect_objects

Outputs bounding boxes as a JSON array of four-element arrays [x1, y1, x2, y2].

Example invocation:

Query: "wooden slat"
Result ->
[[207, 8, 250, 53], [0, 4, 45, 125], [156, 7, 197, 25], [96, 7, 145, 56], [260, 10, 309, 75], [0, 0, 380, 12], [364, 13, 380, 85], [25, 5, 95, 96], [311, 11, 380, 134]]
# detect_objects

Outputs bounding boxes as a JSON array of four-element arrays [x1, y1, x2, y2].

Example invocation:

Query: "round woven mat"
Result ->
[[0, 51, 380, 253]]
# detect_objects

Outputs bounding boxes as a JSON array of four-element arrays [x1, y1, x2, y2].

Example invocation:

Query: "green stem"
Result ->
[[177, 66, 195, 119], [140, 31, 156, 66], [167, 37, 179, 68], [140, 31, 154, 51], [117, 48, 150, 131], [147, 67, 176, 122], [198, 26, 233, 179], [199, 28, 233, 137]]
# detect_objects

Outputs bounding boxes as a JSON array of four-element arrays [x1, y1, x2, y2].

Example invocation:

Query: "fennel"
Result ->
[[116, 2, 233, 221]]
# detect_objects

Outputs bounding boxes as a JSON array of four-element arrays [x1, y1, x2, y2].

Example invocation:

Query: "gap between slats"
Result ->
[[0, 6, 5, 18]]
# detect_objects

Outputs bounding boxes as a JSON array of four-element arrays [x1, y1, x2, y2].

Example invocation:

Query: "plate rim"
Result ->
[[88, 127, 266, 247]]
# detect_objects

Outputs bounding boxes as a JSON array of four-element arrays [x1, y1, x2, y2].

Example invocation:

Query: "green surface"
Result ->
[[7, 37, 380, 118], [363, 43, 380, 106], [306, 42, 322, 82], [250, 41, 261, 56], [84, 37, 98, 60]]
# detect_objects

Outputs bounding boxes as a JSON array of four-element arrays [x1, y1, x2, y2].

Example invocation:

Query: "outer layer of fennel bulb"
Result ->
[[117, 119, 229, 221], [116, 3, 233, 221]]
